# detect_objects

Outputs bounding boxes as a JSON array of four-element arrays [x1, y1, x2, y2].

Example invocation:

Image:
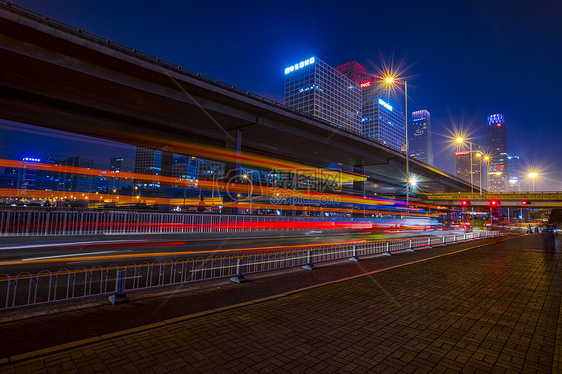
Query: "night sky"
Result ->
[[2, 0, 562, 191]]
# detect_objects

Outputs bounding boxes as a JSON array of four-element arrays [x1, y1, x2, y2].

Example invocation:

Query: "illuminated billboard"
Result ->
[[285, 57, 315, 74], [378, 98, 393, 111]]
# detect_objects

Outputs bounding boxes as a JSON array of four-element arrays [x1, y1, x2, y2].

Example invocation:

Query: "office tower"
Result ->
[[0, 167, 20, 189], [172, 156, 199, 180], [508, 155, 520, 192], [336, 60, 406, 151], [410, 110, 434, 165], [455, 151, 481, 188], [110, 157, 133, 173], [197, 159, 225, 181], [359, 74, 406, 151], [134, 147, 173, 188], [284, 57, 362, 134], [486, 114, 509, 192], [110, 156, 134, 189], [61, 156, 95, 192], [334, 61, 367, 83], [20, 157, 39, 191]]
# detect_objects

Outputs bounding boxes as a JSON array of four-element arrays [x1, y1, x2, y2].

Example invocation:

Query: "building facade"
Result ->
[[60, 156, 95, 193], [508, 155, 520, 192], [172, 156, 199, 180], [110, 156, 134, 189], [410, 110, 434, 165], [486, 114, 509, 192], [335, 61, 406, 152], [455, 151, 482, 189], [284, 57, 362, 134]]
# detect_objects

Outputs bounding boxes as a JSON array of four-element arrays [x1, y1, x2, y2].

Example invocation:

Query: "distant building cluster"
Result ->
[[455, 113, 520, 193], [283, 57, 433, 165]]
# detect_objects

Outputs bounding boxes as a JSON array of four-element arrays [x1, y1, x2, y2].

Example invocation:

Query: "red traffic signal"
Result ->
[[521, 200, 530, 205], [461, 200, 470, 207], [490, 199, 499, 206]]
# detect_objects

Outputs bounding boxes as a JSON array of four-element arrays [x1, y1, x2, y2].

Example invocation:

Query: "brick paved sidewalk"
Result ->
[[1, 234, 561, 373]]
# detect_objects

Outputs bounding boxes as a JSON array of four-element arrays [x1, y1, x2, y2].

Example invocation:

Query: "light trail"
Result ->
[[0, 239, 367, 267]]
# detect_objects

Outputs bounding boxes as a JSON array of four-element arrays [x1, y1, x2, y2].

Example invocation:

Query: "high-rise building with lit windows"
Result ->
[[410, 110, 434, 165], [284, 57, 362, 134], [486, 114, 509, 192], [508, 155, 520, 192], [336, 61, 406, 151], [456, 151, 481, 188]]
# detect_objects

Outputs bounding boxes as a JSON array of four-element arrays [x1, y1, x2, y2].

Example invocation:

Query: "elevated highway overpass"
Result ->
[[0, 2, 473, 197], [424, 192, 562, 208]]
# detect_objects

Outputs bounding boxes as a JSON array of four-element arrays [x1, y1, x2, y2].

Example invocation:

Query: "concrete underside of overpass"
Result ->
[[0, 4, 473, 196]]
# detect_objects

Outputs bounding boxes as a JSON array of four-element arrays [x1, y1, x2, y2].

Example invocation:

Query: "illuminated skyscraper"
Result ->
[[336, 61, 406, 151], [508, 155, 520, 192], [486, 114, 509, 192], [284, 57, 362, 134], [410, 110, 434, 165], [134, 147, 172, 188], [455, 151, 481, 188]]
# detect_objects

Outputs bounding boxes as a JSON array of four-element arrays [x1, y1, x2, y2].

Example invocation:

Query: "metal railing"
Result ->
[[0, 210, 383, 237], [0, 230, 506, 311]]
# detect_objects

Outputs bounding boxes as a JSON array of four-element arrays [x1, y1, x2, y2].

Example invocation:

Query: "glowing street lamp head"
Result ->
[[385, 76, 395, 84], [476, 153, 482, 158], [484, 155, 490, 161], [456, 137, 464, 144], [408, 177, 418, 187], [529, 172, 538, 179]]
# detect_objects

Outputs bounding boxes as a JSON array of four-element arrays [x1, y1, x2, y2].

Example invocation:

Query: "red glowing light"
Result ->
[[496, 124, 501, 127], [360, 82, 371, 88]]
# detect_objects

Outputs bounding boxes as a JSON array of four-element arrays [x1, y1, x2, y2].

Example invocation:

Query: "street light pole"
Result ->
[[468, 142, 474, 194], [405, 80, 409, 207]]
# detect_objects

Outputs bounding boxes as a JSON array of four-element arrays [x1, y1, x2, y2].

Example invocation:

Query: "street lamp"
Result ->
[[455, 137, 478, 194], [483, 155, 490, 192], [475, 152, 483, 195], [383, 75, 409, 206], [528, 172, 538, 192]]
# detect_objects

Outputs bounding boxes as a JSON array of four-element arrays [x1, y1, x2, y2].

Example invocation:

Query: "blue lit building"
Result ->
[[336, 61, 406, 152], [508, 155, 520, 192], [410, 110, 434, 165], [284, 57, 362, 134], [486, 114, 509, 192]]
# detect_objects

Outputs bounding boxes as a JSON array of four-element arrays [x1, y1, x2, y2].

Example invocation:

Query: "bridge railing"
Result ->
[[0, 230, 507, 311], [0, 210, 384, 237]]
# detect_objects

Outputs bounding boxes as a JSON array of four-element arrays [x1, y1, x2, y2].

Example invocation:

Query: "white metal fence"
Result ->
[[0, 210, 378, 237], [0, 230, 505, 311]]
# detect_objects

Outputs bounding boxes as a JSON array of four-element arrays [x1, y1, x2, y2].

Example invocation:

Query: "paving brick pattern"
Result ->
[[1, 235, 561, 373]]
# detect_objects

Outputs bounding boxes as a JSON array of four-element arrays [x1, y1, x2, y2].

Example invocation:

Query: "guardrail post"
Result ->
[[383, 242, 392, 256], [230, 258, 247, 283], [426, 237, 432, 248], [109, 269, 129, 305], [452, 235, 457, 244], [406, 239, 414, 252], [349, 245, 359, 261], [442, 236, 447, 246], [303, 250, 315, 270]]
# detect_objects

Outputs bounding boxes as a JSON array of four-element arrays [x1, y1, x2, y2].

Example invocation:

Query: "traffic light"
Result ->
[[461, 200, 470, 207], [521, 200, 531, 205], [490, 199, 499, 207]]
